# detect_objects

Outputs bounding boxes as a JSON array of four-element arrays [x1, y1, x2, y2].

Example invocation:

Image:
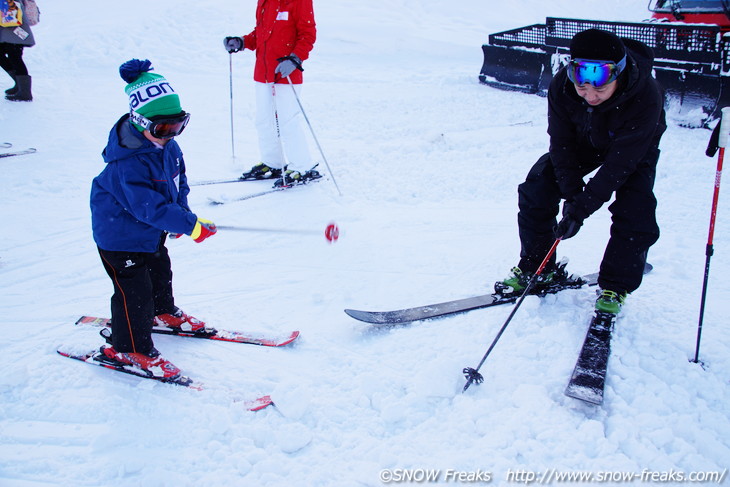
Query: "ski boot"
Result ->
[[240, 162, 283, 180], [494, 259, 577, 296], [495, 266, 529, 295], [154, 308, 208, 333], [273, 168, 322, 188], [100, 344, 181, 380], [595, 289, 627, 315]]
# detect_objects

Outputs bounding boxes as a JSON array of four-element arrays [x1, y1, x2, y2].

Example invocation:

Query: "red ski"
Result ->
[[57, 349, 273, 411], [75, 316, 299, 347]]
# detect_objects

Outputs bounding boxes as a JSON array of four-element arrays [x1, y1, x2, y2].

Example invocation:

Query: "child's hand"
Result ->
[[191, 219, 217, 243]]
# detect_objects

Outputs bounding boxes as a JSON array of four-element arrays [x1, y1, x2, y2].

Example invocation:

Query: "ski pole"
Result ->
[[286, 77, 343, 196], [228, 53, 236, 160], [217, 223, 340, 242], [462, 238, 561, 392], [692, 107, 729, 363], [271, 83, 289, 187]]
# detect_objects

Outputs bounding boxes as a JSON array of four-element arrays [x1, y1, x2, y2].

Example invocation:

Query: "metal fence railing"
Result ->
[[545, 17, 722, 64], [489, 18, 724, 60]]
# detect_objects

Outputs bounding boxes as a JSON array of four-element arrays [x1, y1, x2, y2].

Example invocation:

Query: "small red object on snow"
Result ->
[[325, 222, 340, 243]]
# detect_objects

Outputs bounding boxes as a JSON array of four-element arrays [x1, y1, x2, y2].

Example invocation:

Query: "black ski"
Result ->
[[345, 264, 653, 326], [564, 263, 654, 405], [564, 311, 616, 405], [344, 273, 598, 325], [0, 147, 37, 158]]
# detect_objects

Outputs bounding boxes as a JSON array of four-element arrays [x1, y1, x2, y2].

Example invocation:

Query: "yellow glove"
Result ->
[[190, 218, 217, 243]]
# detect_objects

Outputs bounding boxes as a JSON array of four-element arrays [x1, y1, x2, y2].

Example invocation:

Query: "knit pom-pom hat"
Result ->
[[120, 59, 182, 131]]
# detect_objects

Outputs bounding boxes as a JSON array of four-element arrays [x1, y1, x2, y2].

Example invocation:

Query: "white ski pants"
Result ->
[[255, 82, 312, 172]]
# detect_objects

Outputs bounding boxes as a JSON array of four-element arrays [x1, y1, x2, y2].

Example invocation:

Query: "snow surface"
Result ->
[[1, 1, 729, 486]]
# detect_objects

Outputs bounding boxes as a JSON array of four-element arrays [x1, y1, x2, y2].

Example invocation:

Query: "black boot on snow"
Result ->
[[273, 168, 322, 188], [5, 75, 32, 101], [240, 163, 283, 180]]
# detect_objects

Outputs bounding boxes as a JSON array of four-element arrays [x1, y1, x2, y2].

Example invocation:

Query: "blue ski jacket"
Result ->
[[91, 114, 198, 252]]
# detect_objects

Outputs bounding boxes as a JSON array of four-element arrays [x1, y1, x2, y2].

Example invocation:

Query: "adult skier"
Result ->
[[497, 29, 666, 315], [224, 0, 320, 188]]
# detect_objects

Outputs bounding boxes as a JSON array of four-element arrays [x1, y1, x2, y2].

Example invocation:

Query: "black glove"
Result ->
[[224, 36, 244, 53], [275, 54, 303, 78], [554, 201, 584, 240]]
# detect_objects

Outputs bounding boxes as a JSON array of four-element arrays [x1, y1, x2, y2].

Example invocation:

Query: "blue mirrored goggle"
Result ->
[[566, 55, 626, 87]]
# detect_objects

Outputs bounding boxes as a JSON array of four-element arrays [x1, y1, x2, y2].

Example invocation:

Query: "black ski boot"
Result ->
[[240, 163, 283, 180], [273, 168, 322, 188]]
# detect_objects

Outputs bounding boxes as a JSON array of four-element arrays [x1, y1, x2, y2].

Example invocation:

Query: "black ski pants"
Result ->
[[97, 235, 176, 354], [516, 152, 660, 294]]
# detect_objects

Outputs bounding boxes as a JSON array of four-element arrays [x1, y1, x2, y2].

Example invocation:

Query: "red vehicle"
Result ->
[[479, 0, 730, 127], [650, 0, 730, 26]]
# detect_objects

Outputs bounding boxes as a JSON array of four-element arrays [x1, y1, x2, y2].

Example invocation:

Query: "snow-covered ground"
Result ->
[[1, 1, 728, 486]]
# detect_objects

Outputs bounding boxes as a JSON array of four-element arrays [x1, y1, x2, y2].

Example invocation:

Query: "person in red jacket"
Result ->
[[224, 0, 319, 188]]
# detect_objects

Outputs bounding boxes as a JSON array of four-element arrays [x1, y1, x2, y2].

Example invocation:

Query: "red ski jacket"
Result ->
[[243, 0, 316, 84]]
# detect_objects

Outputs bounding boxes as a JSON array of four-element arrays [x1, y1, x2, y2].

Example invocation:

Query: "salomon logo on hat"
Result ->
[[119, 59, 183, 131]]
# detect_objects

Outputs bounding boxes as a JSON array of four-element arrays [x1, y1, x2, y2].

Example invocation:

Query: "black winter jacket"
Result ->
[[547, 38, 666, 220]]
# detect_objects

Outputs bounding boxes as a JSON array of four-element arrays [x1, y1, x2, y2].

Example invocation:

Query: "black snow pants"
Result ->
[[97, 235, 176, 354], [0, 43, 28, 76], [516, 152, 660, 294]]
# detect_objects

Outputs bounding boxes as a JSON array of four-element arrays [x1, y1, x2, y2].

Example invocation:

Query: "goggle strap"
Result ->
[[129, 111, 153, 130], [570, 54, 627, 71]]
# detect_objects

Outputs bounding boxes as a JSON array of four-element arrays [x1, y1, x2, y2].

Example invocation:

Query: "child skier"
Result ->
[[90, 59, 217, 379]]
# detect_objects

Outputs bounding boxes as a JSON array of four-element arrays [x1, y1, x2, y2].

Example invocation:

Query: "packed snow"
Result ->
[[1, 1, 729, 486]]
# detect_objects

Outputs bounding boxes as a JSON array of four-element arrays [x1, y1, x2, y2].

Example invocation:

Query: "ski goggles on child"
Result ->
[[130, 111, 191, 139], [566, 55, 627, 87]]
